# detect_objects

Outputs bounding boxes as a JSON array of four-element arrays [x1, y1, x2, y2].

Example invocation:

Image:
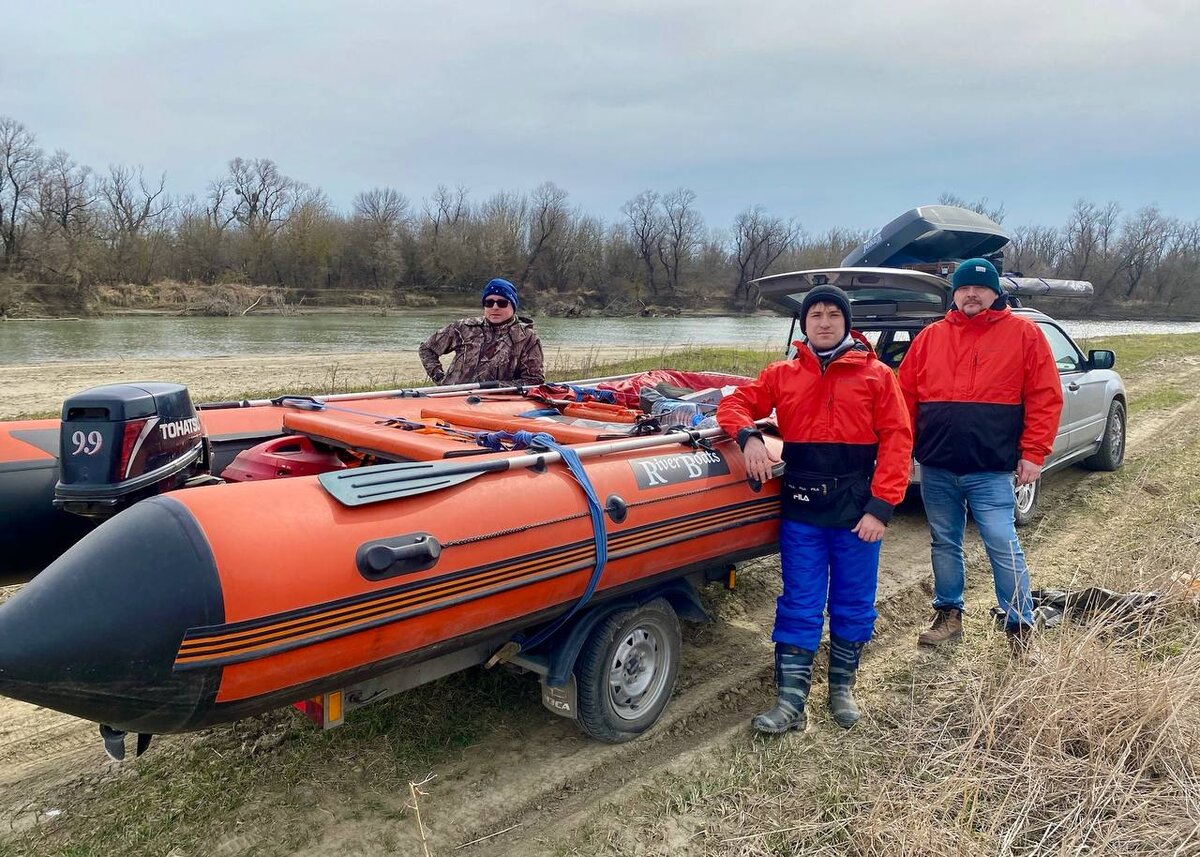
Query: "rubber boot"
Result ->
[[1006, 622, 1038, 665], [752, 644, 814, 734], [827, 634, 866, 729]]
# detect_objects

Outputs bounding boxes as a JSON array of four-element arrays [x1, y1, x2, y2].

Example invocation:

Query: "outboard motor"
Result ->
[[54, 382, 213, 519]]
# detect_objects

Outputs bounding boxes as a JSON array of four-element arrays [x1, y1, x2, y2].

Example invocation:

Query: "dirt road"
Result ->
[[1, 357, 1197, 856]]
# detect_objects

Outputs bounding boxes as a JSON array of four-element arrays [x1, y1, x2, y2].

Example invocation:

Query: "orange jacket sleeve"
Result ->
[[1019, 325, 1064, 466], [715, 363, 778, 446], [868, 365, 914, 511], [896, 331, 924, 439]]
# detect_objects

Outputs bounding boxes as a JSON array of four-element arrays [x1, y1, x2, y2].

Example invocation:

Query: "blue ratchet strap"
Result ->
[[485, 432, 609, 664]]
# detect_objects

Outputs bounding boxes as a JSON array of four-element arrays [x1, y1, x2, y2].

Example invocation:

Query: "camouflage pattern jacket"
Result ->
[[418, 315, 545, 386]]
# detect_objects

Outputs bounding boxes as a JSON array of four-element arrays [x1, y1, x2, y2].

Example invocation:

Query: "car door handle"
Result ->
[[1067, 382, 1080, 392]]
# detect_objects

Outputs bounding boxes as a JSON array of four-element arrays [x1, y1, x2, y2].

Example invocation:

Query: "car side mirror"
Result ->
[[1088, 350, 1116, 370]]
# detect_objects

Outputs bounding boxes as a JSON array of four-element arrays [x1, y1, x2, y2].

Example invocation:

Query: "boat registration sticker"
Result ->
[[631, 449, 729, 488]]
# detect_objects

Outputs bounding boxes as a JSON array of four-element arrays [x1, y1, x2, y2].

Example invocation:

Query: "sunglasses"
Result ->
[[482, 298, 510, 308]]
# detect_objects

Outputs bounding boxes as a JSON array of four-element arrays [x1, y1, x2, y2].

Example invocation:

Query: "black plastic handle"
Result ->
[[356, 533, 442, 580]]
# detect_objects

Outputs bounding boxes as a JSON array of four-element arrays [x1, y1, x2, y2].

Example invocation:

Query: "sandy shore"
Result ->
[[0, 344, 681, 419]]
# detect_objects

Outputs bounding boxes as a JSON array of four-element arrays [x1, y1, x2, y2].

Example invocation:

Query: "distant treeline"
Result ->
[[1, 114, 1197, 317]]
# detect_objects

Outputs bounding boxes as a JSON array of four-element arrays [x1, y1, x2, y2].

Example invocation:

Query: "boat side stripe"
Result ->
[[175, 500, 775, 658], [176, 495, 776, 647], [174, 497, 779, 669]]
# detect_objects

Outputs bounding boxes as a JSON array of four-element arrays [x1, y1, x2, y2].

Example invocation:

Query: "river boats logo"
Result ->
[[631, 449, 730, 488]]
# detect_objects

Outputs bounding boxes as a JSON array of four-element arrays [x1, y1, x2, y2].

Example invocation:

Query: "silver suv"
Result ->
[[757, 266, 1127, 525]]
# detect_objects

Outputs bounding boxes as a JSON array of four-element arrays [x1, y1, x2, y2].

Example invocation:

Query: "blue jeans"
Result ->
[[774, 518, 881, 651], [919, 465, 1034, 628]]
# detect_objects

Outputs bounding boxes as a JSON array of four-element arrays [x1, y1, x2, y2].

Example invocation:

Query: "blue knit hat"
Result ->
[[951, 258, 1002, 295], [481, 278, 519, 310]]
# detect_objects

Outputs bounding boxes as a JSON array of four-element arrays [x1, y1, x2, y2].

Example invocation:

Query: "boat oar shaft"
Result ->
[[198, 372, 647, 410], [319, 424, 767, 507]]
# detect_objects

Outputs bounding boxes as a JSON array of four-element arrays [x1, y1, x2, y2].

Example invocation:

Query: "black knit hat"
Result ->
[[800, 284, 852, 338]]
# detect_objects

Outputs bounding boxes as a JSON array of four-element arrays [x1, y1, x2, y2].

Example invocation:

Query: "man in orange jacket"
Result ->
[[897, 258, 1063, 657], [718, 285, 912, 733]]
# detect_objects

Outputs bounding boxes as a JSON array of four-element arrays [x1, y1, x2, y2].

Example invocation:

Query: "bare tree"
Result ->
[[621, 190, 663, 301], [520, 181, 569, 286], [0, 117, 42, 267], [1008, 224, 1061, 275], [28, 150, 97, 286], [99, 164, 171, 282], [354, 187, 410, 233], [1062, 199, 1121, 283], [224, 157, 307, 236], [731, 206, 800, 309], [352, 187, 411, 289], [38, 150, 95, 234], [1119, 205, 1171, 299], [424, 184, 469, 237], [656, 188, 702, 297]]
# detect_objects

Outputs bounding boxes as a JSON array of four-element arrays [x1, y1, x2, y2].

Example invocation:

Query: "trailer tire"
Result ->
[[574, 598, 681, 743]]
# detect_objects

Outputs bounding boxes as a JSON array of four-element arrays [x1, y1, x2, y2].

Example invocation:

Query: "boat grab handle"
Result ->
[[356, 533, 442, 580]]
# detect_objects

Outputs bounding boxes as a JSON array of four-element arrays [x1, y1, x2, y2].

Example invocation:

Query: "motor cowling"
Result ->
[[54, 382, 212, 519]]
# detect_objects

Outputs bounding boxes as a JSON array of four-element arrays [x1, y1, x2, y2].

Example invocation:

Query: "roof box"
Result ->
[[843, 205, 1010, 268]]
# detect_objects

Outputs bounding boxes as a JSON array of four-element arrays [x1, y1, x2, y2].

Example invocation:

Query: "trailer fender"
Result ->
[[541, 579, 709, 687]]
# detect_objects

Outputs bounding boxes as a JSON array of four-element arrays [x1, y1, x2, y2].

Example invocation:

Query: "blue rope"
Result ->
[[501, 433, 609, 654], [474, 429, 552, 452], [566, 384, 617, 403]]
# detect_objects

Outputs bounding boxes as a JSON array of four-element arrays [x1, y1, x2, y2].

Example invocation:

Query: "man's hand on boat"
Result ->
[[851, 513, 886, 543], [741, 435, 781, 485]]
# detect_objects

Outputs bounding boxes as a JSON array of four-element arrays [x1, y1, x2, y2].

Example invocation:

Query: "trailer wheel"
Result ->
[[574, 598, 681, 743]]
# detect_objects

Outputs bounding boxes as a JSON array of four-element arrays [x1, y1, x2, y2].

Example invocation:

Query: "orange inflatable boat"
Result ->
[[0, 370, 783, 753]]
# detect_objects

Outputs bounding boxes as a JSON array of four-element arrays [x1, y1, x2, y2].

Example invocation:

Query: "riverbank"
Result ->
[[0, 344, 696, 419]]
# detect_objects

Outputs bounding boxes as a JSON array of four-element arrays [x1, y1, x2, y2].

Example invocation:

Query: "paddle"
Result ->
[[198, 371, 644, 410], [319, 423, 777, 506]]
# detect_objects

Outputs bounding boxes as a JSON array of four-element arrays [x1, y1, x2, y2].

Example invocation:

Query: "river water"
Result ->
[[2, 314, 1199, 365]]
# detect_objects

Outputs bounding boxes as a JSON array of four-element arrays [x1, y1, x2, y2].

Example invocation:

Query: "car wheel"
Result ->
[[1083, 399, 1126, 472], [1014, 477, 1041, 527], [574, 598, 681, 743]]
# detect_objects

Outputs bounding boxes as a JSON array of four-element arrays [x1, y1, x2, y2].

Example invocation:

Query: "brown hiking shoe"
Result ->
[[917, 608, 963, 647], [1006, 624, 1038, 665]]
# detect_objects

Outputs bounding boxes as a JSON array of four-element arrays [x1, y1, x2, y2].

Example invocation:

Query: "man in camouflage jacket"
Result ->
[[418, 278, 546, 386]]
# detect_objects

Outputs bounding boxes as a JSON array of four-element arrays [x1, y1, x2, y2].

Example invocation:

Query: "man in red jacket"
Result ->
[[897, 258, 1063, 657], [717, 285, 912, 733]]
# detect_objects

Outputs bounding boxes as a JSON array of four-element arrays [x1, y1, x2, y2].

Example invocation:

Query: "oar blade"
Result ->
[[319, 463, 485, 506]]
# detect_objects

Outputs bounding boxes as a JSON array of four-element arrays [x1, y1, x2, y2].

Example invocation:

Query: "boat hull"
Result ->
[[0, 435, 781, 733]]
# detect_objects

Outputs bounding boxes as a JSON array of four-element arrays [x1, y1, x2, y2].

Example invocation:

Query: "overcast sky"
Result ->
[[3, 0, 1197, 235]]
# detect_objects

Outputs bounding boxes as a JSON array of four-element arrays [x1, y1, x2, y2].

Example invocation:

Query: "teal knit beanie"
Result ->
[[951, 258, 1002, 295]]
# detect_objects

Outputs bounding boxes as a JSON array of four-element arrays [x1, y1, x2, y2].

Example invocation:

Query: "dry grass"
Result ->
[[850, 595, 1200, 857], [556, 392, 1200, 857]]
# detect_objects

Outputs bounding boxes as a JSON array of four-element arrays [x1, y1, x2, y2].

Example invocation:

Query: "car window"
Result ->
[[1037, 322, 1083, 373], [877, 330, 912, 369]]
